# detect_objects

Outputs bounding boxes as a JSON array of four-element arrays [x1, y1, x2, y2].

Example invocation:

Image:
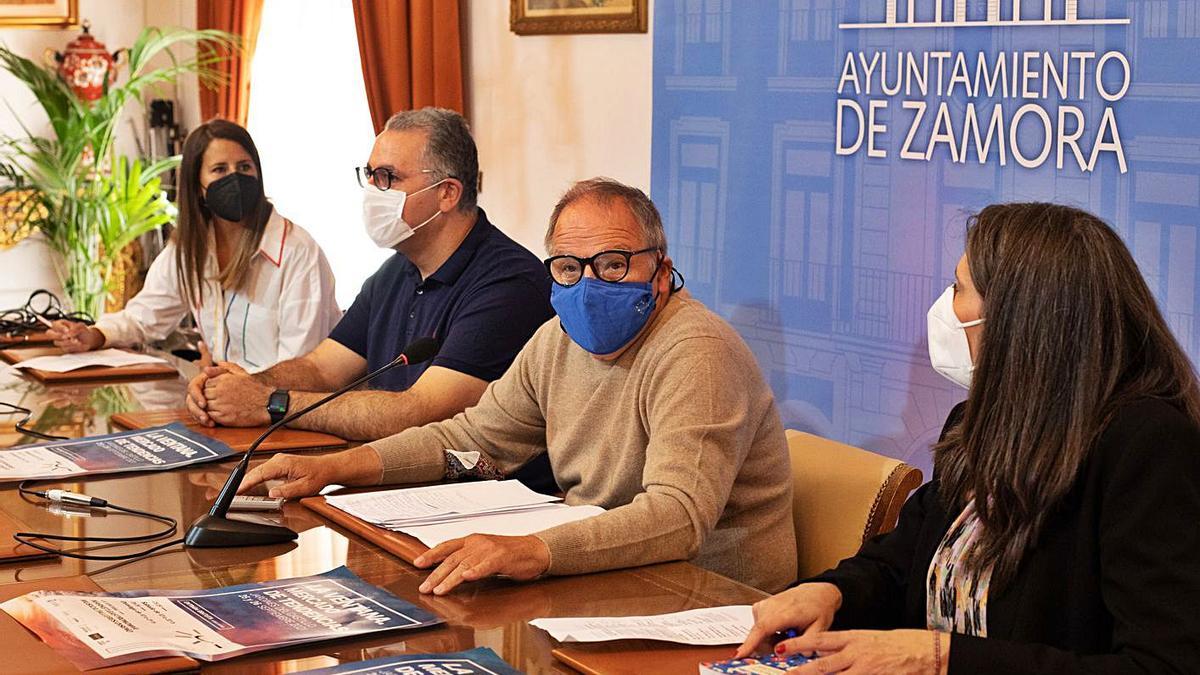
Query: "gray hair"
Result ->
[[545, 177, 667, 254], [384, 107, 478, 212]]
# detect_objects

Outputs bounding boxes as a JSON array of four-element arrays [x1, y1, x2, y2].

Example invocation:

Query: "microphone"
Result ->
[[184, 336, 441, 548]]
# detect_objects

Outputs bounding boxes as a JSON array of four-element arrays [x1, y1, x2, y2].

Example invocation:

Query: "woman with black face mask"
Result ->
[[48, 119, 340, 372]]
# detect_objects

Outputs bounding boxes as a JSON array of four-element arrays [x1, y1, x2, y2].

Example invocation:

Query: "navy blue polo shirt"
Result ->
[[329, 208, 554, 391]]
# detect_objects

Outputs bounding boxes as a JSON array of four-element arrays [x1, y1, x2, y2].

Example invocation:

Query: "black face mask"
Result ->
[[204, 172, 262, 223]]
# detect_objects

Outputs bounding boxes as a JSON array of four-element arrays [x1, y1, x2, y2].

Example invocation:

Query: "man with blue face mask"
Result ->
[[239, 178, 797, 595], [185, 107, 556, 491]]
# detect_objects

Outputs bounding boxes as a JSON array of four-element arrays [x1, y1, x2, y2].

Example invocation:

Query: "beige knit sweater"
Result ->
[[370, 290, 797, 592]]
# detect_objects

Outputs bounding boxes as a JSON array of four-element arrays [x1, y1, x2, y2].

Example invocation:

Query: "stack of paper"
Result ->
[[398, 503, 606, 548], [325, 480, 606, 547], [15, 348, 166, 372]]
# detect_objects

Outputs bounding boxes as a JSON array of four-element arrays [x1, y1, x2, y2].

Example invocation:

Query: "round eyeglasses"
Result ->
[[544, 247, 662, 287]]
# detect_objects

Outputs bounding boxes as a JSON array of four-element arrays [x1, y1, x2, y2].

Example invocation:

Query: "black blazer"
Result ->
[[810, 398, 1200, 674]]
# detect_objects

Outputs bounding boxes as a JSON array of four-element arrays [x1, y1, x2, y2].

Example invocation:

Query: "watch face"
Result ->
[[268, 392, 288, 413]]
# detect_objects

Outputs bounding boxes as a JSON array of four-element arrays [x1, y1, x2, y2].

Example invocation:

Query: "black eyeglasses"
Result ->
[[356, 167, 454, 192], [544, 247, 662, 287]]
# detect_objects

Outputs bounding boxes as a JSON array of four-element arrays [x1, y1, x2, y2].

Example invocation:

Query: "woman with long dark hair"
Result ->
[[48, 119, 339, 371], [738, 203, 1200, 673]]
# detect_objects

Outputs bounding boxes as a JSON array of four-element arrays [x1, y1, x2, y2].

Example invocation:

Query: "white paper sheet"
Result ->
[[529, 605, 755, 646], [398, 503, 606, 548], [0, 446, 85, 480], [15, 349, 166, 373], [325, 480, 561, 527]]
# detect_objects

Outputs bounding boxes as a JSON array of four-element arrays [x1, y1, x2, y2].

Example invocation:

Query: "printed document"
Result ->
[[530, 605, 755, 645], [15, 348, 166, 372]]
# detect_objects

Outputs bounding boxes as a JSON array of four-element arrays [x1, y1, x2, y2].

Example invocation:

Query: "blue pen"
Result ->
[[770, 627, 800, 645]]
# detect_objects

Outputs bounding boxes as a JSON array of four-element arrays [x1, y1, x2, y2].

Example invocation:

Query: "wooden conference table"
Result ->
[[0, 356, 767, 674]]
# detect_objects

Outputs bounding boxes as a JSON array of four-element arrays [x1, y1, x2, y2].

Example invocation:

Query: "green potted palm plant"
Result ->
[[0, 26, 235, 317]]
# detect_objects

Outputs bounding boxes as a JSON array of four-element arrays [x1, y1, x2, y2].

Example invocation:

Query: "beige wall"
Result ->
[[0, 0, 156, 156], [465, 1, 654, 257], [0, 0, 155, 307], [1, 0, 654, 265]]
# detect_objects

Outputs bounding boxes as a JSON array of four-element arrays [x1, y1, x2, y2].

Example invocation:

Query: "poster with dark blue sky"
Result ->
[[0, 423, 236, 481], [0, 566, 441, 670]]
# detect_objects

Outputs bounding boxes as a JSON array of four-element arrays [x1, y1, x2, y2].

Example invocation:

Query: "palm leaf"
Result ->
[[1, 26, 234, 315]]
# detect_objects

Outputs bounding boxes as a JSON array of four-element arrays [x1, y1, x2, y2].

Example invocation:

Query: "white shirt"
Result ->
[[94, 209, 340, 373]]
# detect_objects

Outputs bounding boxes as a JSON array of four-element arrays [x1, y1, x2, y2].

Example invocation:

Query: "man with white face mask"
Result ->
[[186, 108, 555, 489]]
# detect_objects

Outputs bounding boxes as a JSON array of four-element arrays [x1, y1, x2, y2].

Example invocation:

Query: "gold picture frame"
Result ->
[[0, 0, 79, 29], [510, 0, 647, 36]]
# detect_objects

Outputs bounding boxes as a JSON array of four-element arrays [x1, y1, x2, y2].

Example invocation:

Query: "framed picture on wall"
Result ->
[[510, 0, 648, 35], [0, 0, 78, 29]]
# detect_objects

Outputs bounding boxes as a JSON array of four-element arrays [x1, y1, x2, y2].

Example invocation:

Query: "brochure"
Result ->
[[295, 647, 522, 674], [700, 652, 813, 674], [0, 566, 442, 670], [0, 423, 236, 481]]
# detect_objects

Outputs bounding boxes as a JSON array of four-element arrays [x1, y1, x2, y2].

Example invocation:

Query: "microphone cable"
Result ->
[[2, 401, 184, 561]]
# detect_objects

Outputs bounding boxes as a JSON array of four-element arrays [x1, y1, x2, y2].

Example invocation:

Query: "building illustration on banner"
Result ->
[[841, 0, 1129, 29], [652, 1, 1200, 473]]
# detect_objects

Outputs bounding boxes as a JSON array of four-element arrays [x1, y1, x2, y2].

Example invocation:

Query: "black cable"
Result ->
[[0, 289, 93, 337], [14, 536, 186, 561], [4, 415, 184, 561], [0, 401, 69, 442], [11, 489, 182, 561]]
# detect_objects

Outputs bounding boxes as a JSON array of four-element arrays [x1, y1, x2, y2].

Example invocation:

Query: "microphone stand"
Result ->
[[185, 339, 438, 548]]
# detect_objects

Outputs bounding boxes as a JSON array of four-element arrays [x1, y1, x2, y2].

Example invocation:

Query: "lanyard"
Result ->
[[207, 285, 237, 363]]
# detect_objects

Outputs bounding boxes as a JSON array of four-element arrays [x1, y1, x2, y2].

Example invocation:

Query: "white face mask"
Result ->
[[927, 285, 984, 389], [361, 179, 445, 249]]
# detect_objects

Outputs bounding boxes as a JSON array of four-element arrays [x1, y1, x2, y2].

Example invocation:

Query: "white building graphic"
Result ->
[[844, 0, 1128, 28]]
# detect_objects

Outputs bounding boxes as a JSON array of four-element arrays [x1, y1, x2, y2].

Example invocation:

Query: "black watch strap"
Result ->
[[267, 389, 290, 425]]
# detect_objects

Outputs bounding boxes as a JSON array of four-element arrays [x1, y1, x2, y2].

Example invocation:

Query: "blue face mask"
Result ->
[[551, 277, 657, 355]]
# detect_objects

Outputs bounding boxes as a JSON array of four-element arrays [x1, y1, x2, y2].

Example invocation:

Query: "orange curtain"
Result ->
[[352, 0, 465, 134], [196, 0, 265, 126]]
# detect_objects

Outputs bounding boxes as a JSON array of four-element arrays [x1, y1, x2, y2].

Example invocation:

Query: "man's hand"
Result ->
[[47, 320, 104, 353], [238, 445, 383, 498], [413, 534, 551, 595], [202, 367, 273, 427]]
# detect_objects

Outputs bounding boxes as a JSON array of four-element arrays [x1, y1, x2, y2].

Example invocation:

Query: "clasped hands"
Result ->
[[736, 583, 949, 674], [185, 347, 273, 427]]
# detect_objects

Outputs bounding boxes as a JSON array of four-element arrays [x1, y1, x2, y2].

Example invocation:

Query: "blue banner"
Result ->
[[651, 0, 1200, 472]]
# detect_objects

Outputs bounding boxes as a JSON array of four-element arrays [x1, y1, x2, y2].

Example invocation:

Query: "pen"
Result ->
[[770, 627, 800, 645]]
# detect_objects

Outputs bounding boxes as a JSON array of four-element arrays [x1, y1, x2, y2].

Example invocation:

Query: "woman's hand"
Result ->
[[735, 582, 843, 658], [778, 629, 949, 675], [47, 320, 104, 353]]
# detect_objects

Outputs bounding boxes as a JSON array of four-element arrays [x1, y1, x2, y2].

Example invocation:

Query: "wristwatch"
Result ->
[[267, 389, 290, 425]]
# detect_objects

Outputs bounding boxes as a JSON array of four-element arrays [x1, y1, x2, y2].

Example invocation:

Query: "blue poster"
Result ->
[[296, 647, 522, 675], [1, 566, 442, 670], [651, 0, 1200, 473], [0, 423, 237, 481]]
